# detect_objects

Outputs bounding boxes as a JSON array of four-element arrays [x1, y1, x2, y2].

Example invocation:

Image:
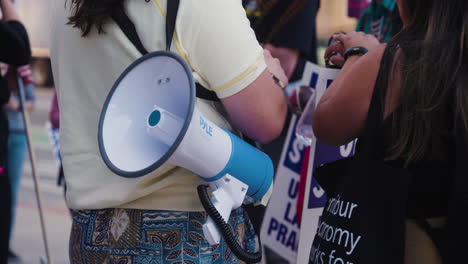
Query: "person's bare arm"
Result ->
[[314, 31, 403, 146], [313, 32, 388, 145], [313, 48, 383, 145], [185, 0, 288, 144], [222, 51, 288, 144]]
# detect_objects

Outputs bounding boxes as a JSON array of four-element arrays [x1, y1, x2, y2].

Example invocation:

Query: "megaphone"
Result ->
[[98, 51, 273, 251]]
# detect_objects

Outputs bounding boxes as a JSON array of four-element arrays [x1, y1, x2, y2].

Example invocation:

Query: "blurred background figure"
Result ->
[[0, 0, 31, 263], [246, 0, 321, 82], [348, 0, 370, 18], [3, 63, 35, 262], [356, 0, 402, 42]]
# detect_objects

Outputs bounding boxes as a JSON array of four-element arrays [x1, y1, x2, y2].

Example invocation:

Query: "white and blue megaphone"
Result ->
[[98, 51, 273, 248]]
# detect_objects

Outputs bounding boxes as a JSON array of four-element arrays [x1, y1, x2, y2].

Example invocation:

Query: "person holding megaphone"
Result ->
[[50, 0, 287, 263]]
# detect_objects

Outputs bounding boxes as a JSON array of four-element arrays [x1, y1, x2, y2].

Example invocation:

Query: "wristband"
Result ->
[[344, 46, 368, 61]]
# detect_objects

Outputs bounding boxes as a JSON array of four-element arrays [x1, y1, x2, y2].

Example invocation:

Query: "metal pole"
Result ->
[[16, 76, 52, 264]]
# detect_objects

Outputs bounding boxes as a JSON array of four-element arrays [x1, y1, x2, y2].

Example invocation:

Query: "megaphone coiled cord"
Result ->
[[197, 185, 262, 264]]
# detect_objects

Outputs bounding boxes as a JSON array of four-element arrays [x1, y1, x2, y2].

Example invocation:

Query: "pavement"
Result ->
[[9, 87, 71, 264]]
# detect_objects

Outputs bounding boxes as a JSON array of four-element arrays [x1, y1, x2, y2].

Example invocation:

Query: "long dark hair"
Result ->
[[383, 0, 468, 164], [67, 0, 127, 36]]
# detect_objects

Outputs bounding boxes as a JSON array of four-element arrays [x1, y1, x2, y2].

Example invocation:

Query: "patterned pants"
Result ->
[[69, 208, 257, 264]]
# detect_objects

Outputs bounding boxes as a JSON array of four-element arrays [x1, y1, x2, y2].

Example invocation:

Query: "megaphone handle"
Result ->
[[197, 183, 263, 263], [203, 191, 233, 245], [201, 175, 248, 245]]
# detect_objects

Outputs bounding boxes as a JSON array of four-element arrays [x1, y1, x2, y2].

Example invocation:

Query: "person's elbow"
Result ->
[[312, 104, 353, 146], [221, 70, 288, 144], [255, 102, 287, 144]]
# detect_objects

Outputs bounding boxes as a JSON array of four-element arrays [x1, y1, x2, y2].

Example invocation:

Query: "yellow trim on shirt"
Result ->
[[213, 55, 264, 92], [154, 0, 166, 17], [153, 0, 188, 61]]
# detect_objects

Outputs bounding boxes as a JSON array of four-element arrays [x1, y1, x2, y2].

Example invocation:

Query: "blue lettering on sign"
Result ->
[[267, 217, 299, 252], [310, 72, 319, 88], [284, 118, 307, 174], [327, 79, 334, 88], [284, 178, 300, 228], [199, 117, 213, 136]]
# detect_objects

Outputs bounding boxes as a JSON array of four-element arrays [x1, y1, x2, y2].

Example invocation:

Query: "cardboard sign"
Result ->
[[260, 63, 324, 263], [260, 114, 307, 263], [261, 63, 356, 263], [297, 63, 357, 264]]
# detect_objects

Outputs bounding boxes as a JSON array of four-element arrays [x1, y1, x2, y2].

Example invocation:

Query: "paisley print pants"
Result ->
[[69, 208, 257, 264]]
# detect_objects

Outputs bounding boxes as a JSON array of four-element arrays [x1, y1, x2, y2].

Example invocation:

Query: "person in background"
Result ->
[[51, 0, 287, 263], [348, 0, 370, 19], [3, 63, 35, 261], [356, 0, 402, 43], [320, 0, 467, 262], [0, 0, 31, 263], [248, 0, 321, 82]]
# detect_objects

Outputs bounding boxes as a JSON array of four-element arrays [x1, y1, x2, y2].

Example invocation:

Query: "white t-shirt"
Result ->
[[50, 0, 266, 211]]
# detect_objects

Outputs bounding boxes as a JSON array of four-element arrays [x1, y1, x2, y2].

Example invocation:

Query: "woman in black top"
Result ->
[[316, 0, 467, 263], [0, 0, 31, 263]]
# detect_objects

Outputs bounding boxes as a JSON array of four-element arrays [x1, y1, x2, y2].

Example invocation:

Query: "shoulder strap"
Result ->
[[196, 83, 220, 101], [166, 0, 179, 51], [110, 2, 219, 101], [110, 5, 149, 55]]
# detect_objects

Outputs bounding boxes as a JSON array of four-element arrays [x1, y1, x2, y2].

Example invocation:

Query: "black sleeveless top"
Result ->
[[371, 44, 468, 261], [366, 43, 459, 220], [383, 124, 456, 219]]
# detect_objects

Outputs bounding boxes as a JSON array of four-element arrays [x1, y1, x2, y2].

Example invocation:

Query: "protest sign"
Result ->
[[261, 63, 356, 263], [260, 114, 307, 263], [260, 63, 321, 263], [296, 64, 357, 264]]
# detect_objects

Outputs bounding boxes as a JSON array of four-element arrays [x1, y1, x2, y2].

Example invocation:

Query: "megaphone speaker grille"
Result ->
[[98, 51, 195, 177]]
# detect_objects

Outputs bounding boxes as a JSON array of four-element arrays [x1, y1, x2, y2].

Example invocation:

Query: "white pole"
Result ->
[[17, 76, 53, 264]]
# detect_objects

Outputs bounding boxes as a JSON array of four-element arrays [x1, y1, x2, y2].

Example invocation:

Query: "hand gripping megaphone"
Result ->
[[98, 51, 273, 262]]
